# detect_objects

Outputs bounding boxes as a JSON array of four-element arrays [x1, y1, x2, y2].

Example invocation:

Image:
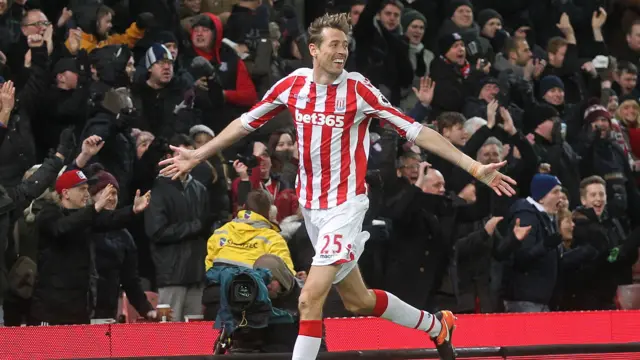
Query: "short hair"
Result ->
[[436, 112, 466, 133], [308, 12, 351, 46], [482, 136, 503, 149], [503, 37, 525, 56], [380, 0, 404, 12], [547, 36, 568, 54], [246, 189, 274, 219], [351, 0, 366, 7], [628, 19, 640, 35], [579, 175, 606, 197], [618, 60, 638, 76], [464, 117, 487, 136], [21, 9, 46, 25], [169, 134, 195, 149], [396, 152, 421, 169]]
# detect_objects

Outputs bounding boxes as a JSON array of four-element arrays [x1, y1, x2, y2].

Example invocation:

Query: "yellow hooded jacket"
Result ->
[[205, 210, 295, 274]]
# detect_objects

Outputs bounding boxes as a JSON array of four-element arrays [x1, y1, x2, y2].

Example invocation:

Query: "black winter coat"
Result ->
[[80, 112, 137, 205], [502, 199, 559, 305], [0, 45, 49, 188], [31, 204, 135, 324], [559, 206, 639, 311], [144, 176, 210, 287], [0, 154, 65, 307], [93, 228, 153, 319]]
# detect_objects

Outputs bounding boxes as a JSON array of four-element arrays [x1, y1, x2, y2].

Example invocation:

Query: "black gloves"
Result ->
[[136, 12, 155, 30], [56, 126, 77, 160]]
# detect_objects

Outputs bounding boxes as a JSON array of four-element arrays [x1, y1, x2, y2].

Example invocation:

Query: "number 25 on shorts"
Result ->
[[320, 234, 343, 255]]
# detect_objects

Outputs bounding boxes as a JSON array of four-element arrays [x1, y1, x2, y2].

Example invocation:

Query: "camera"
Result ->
[[228, 154, 259, 168]]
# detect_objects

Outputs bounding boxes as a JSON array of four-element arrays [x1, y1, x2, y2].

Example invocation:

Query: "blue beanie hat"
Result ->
[[145, 43, 173, 70], [539, 75, 564, 97], [530, 174, 562, 202]]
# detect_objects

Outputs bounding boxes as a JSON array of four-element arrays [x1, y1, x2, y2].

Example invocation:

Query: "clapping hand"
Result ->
[[592, 7, 607, 29], [512, 218, 532, 241], [499, 107, 517, 135], [484, 216, 504, 236], [94, 184, 116, 212], [487, 100, 498, 128], [133, 189, 151, 214], [0, 80, 16, 114]]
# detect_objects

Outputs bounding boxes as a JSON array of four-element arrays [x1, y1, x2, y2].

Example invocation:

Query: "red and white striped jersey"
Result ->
[[240, 68, 423, 209]]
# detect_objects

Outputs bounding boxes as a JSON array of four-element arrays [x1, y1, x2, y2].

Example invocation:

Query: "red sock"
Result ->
[[292, 320, 322, 359]]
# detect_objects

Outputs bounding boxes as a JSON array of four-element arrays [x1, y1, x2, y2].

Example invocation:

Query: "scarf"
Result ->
[[441, 55, 471, 78]]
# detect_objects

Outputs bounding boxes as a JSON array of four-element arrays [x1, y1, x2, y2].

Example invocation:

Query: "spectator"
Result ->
[[437, 0, 492, 64], [131, 43, 199, 139], [352, 0, 413, 106], [430, 33, 488, 117], [0, 35, 49, 188], [87, 164, 156, 321], [612, 61, 640, 100], [502, 174, 563, 313], [399, 9, 434, 111], [31, 163, 151, 325], [65, 3, 150, 54], [145, 142, 211, 322], [186, 13, 257, 135]]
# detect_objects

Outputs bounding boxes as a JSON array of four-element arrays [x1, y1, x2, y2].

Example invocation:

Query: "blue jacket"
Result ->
[[206, 265, 293, 333]]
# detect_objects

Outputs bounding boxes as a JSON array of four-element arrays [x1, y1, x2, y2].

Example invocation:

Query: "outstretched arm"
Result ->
[[194, 118, 250, 162]]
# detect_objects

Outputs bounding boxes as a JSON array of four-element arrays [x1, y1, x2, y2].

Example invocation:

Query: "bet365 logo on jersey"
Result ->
[[295, 109, 345, 128]]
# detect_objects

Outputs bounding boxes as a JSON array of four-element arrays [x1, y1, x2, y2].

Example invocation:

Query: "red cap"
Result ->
[[55, 170, 89, 194]]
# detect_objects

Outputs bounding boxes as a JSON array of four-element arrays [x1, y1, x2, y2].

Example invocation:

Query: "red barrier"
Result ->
[[1, 311, 640, 359]]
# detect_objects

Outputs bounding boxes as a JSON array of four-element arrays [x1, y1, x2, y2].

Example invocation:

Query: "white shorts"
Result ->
[[301, 194, 370, 284]]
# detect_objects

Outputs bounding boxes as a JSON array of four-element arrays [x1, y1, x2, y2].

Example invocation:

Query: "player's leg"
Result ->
[[291, 264, 337, 360], [336, 265, 457, 359]]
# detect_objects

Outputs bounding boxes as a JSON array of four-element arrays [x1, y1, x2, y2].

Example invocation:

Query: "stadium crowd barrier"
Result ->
[[2, 311, 640, 359]]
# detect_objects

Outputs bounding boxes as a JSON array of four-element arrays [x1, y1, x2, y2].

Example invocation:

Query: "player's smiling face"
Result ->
[[311, 27, 349, 76]]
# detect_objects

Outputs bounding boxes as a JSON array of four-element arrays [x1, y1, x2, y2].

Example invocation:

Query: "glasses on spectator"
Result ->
[[402, 164, 420, 170], [25, 20, 51, 27]]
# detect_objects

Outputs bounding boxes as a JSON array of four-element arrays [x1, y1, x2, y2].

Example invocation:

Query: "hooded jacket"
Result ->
[[205, 210, 295, 274], [187, 13, 257, 109], [66, 3, 145, 53]]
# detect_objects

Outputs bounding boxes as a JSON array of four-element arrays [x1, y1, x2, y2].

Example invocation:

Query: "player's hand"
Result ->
[[474, 161, 517, 196], [158, 145, 201, 180]]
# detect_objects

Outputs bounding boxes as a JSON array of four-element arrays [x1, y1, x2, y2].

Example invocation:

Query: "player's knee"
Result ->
[[298, 288, 324, 316]]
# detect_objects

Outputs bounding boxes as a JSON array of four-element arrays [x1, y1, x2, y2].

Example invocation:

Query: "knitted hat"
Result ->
[[153, 30, 178, 45], [526, 103, 559, 133], [530, 173, 561, 202], [447, 0, 473, 18], [145, 43, 174, 69], [193, 13, 216, 31], [89, 168, 120, 196], [476, 76, 500, 96], [53, 58, 79, 75], [55, 170, 90, 194], [401, 9, 427, 33], [477, 9, 503, 30], [438, 32, 464, 55], [189, 124, 215, 138], [583, 104, 611, 124], [539, 75, 565, 97]]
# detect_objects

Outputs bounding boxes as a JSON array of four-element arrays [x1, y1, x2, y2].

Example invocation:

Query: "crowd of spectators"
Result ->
[[1, 0, 640, 331]]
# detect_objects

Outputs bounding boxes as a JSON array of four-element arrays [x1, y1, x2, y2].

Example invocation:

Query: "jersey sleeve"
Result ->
[[355, 78, 423, 142], [240, 75, 296, 132]]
